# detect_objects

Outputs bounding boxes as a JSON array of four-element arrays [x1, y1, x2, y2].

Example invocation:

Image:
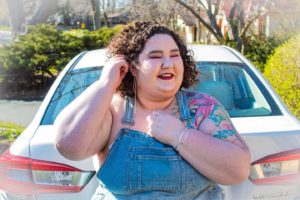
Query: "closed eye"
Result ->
[[149, 55, 162, 59]]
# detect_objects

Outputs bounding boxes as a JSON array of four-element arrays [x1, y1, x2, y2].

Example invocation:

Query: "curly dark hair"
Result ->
[[107, 21, 199, 97]]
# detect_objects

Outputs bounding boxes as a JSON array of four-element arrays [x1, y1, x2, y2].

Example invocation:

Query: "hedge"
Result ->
[[264, 34, 300, 118]]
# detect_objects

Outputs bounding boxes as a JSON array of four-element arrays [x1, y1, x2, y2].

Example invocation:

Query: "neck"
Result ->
[[136, 92, 175, 111]]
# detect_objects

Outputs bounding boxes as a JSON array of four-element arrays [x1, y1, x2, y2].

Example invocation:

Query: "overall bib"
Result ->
[[93, 91, 223, 200]]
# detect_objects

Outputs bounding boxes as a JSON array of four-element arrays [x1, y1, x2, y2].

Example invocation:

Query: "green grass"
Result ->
[[0, 26, 11, 31], [0, 121, 25, 143]]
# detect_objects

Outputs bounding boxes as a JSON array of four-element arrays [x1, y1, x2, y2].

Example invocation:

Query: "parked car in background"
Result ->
[[1, 45, 300, 200]]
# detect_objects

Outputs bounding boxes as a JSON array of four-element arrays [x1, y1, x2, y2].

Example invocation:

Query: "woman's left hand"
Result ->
[[147, 111, 186, 147]]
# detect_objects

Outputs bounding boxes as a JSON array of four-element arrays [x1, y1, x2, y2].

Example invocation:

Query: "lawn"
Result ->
[[0, 26, 11, 31], [0, 121, 25, 144]]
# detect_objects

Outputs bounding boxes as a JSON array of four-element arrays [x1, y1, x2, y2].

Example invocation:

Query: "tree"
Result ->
[[58, 0, 93, 28], [6, 0, 25, 38], [6, 0, 59, 38], [128, 0, 179, 28], [0, 0, 10, 25], [268, 0, 300, 38], [58, 0, 119, 30], [90, 0, 101, 29], [29, 0, 59, 25], [174, 0, 273, 52], [264, 34, 300, 119]]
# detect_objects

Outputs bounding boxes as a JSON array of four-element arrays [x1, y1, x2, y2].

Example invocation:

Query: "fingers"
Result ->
[[106, 55, 129, 78], [147, 111, 158, 123], [101, 55, 130, 88], [113, 56, 129, 71], [147, 111, 164, 132]]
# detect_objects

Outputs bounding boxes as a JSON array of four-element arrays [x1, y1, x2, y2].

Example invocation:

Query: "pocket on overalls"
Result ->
[[127, 146, 182, 193]]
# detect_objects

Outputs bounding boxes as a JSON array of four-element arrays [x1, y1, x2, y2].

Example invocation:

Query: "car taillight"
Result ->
[[0, 150, 95, 195], [250, 148, 300, 184]]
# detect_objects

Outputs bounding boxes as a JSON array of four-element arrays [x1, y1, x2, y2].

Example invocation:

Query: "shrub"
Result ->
[[0, 24, 64, 98], [0, 24, 122, 99], [264, 34, 300, 118], [244, 36, 282, 72], [0, 24, 69, 75], [89, 24, 124, 49], [225, 35, 285, 72]]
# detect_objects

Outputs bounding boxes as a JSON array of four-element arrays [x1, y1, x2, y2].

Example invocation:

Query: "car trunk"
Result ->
[[225, 115, 300, 200], [232, 116, 300, 161]]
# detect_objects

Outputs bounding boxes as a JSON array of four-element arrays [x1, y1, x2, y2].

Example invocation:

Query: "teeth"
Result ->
[[160, 73, 172, 77]]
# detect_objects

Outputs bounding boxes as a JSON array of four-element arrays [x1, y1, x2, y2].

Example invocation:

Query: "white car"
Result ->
[[1, 45, 300, 200]]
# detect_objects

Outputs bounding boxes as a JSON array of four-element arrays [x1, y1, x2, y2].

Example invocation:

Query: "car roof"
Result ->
[[73, 45, 242, 70], [188, 44, 242, 63], [73, 48, 108, 69]]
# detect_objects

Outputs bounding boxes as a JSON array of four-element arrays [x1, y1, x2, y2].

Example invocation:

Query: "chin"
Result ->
[[158, 87, 179, 96]]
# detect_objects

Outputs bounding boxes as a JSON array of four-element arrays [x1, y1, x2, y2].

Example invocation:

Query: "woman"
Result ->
[[54, 21, 250, 199]]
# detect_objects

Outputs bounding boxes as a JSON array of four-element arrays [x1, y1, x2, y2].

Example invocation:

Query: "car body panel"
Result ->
[[231, 116, 300, 162], [223, 180, 300, 200], [29, 126, 95, 171], [34, 177, 98, 200]]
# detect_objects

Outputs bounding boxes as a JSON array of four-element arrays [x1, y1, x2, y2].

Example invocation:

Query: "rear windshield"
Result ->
[[41, 67, 101, 125], [41, 62, 281, 125], [192, 62, 281, 117]]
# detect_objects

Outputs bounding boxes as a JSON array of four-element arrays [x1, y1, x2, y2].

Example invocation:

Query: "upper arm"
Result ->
[[90, 109, 113, 154], [194, 96, 248, 149]]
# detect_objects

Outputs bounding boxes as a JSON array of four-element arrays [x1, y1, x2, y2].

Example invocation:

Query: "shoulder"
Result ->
[[183, 90, 232, 129], [184, 90, 221, 113]]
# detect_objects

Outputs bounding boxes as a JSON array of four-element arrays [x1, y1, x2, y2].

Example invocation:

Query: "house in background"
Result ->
[[177, 12, 214, 44]]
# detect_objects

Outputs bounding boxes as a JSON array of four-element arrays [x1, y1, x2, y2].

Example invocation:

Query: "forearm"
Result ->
[[176, 129, 251, 185], [54, 80, 114, 159]]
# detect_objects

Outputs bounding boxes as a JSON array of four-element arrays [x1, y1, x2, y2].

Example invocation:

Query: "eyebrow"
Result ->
[[147, 49, 180, 55]]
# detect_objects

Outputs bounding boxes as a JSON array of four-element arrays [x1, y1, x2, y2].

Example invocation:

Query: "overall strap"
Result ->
[[121, 96, 135, 125], [176, 90, 193, 128]]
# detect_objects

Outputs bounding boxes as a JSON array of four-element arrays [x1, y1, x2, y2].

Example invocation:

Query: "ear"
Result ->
[[129, 65, 137, 77]]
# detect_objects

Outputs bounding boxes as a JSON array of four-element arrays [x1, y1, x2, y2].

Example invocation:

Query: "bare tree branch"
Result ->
[[174, 0, 223, 42]]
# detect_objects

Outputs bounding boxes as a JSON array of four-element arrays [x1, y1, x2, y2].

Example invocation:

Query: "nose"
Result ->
[[161, 57, 173, 69]]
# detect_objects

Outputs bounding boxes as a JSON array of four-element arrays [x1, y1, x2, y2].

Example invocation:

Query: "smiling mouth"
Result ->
[[157, 73, 174, 80]]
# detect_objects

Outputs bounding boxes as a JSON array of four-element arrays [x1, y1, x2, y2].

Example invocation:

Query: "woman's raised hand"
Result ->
[[100, 55, 129, 89], [147, 111, 186, 147]]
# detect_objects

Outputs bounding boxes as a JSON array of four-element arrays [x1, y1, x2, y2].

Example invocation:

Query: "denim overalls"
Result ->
[[93, 91, 223, 200]]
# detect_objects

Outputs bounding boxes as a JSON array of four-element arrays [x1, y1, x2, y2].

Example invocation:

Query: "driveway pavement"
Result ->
[[0, 100, 42, 126], [0, 100, 41, 154]]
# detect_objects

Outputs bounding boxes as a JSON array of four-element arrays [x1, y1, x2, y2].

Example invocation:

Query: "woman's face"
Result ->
[[132, 34, 184, 99]]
